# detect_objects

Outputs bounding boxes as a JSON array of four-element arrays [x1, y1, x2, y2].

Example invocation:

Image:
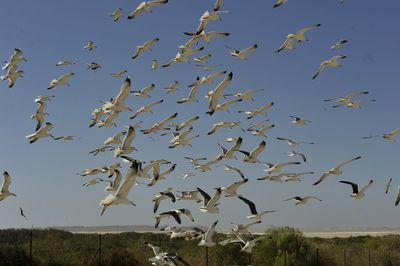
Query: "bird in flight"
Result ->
[[313, 156, 362, 185], [19, 207, 28, 219], [339, 180, 374, 199]]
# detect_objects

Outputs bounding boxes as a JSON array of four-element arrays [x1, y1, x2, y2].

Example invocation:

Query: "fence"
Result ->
[[0, 229, 399, 266]]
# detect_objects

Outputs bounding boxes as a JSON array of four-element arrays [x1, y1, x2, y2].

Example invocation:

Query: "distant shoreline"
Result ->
[[18, 225, 399, 238]]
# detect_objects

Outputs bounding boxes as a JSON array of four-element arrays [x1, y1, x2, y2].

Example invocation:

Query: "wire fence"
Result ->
[[0, 230, 399, 266]]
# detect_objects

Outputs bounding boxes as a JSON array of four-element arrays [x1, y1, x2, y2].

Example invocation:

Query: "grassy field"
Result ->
[[0, 227, 399, 265]]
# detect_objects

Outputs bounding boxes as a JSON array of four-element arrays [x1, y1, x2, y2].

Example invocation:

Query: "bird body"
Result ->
[[339, 180, 373, 199], [0, 171, 16, 201]]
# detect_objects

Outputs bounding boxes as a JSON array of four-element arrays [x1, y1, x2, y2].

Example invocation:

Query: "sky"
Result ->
[[0, 0, 399, 231]]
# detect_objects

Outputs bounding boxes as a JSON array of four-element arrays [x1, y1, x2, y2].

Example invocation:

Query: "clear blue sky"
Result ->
[[0, 0, 399, 230]]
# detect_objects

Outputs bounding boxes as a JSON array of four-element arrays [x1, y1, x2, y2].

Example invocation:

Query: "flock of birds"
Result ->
[[1, 0, 399, 265]]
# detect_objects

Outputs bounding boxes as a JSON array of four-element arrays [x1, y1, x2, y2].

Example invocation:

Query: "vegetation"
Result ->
[[0, 227, 399, 265]]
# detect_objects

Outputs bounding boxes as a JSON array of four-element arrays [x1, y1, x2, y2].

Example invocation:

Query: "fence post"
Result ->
[[205, 246, 209, 266], [98, 234, 102, 266], [343, 249, 346, 266], [248, 253, 252, 265], [316, 248, 319, 266], [284, 250, 287, 266], [29, 229, 33, 266], [368, 250, 371, 266]]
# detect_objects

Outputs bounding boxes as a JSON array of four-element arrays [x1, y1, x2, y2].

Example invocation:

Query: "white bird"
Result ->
[[147, 164, 176, 186], [31, 101, 49, 131], [154, 210, 181, 228], [238, 196, 276, 221], [25, 122, 54, 143], [162, 47, 205, 67], [87, 62, 102, 70], [109, 8, 123, 22], [131, 38, 160, 59], [257, 173, 289, 183], [104, 132, 124, 146], [221, 179, 248, 197], [217, 136, 242, 160], [103, 163, 121, 178], [276, 137, 314, 147], [53, 135, 78, 141], [104, 169, 123, 192], [339, 180, 374, 199], [181, 172, 196, 179], [176, 190, 201, 202], [197, 187, 222, 214], [196, 10, 229, 33], [200, 70, 227, 85], [78, 166, 107, 177], [340, 99, 376, 109], [185, 30, 230, 43], [237, 141, 266, 163], [84, 40, 97, 51], [198, 220, 218, 247], [141, 113, 178, 134], [130, 100, 163, 120], [362, 128, 400, 142], [226, 44, 258, 60], [289, 150, 307, 162], [231, 231, 264, 253], [313, 156, 362, 185], [283, 172, 315, 182], [127, 0, 168, 19], [312, 55, 347, 80], [138, 159, 171, 179], [164, 80, 179, 94], [0, 171, 16, 201], [1, 65, 24, 88], [176, 78, 201, 104], [2, 48, 26, 71], [276, 29, 316, 53], [114, 122, 142, 157], [168, 127, 200, 149], [231, 220, 261, 235], [248, 124, 275, 138], [224, 89, 264, 101], [184, 157, 207, 165], [172, 115, 199, 131], [215, 98, 243, 113], [131, 83, 156, 98], [223, 164, 245, 179], [82, 178, 106, 188], [276, 24, 321, 53], [273, 0, 288, 8], [151, 59, 160, 70], [331, 39, 348, 50], [194, 53, 212, 64], [97, 111, 119, 128], [284, 196, 322, 205], [100, 160, 141, 215], [207, 121, 244, 135], [56, 60, 75, 66], [324, 91, 369, 106], [89, 145, 115, 156], [194, 157, 222, 172], [47, 73, 75, 90], [153, 188, 176, 213], [238, 102, 274, 119], [385, 178, 392, 194], [34, 95, 54, 103], [110, 70, 127, 78], [290, 116, 312, 125], [264, 161, 301, 174]]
